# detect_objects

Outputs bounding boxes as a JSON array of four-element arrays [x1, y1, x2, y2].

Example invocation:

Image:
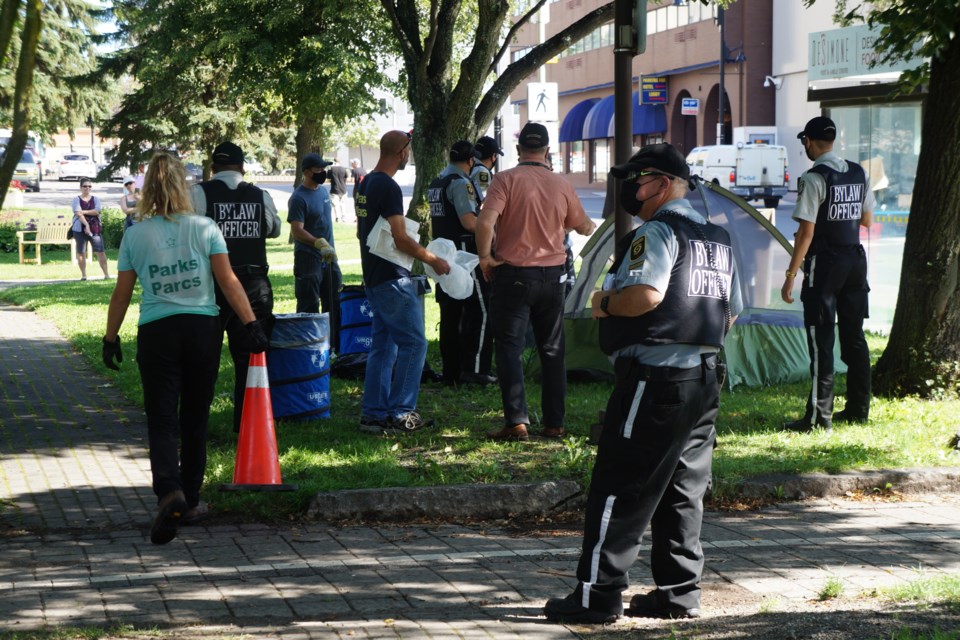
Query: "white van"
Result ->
[[686, 144, 789, 208]]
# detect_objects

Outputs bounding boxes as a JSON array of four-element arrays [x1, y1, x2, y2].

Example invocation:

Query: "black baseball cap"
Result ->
[[474, 135, 504, 158], [212, 141, 244, 165], [518, 122, 549, 148], [797, 116, 837, 142], [301, 153, 332, 172], [449, 140, 475, 163], [610, 143, 690, 181]]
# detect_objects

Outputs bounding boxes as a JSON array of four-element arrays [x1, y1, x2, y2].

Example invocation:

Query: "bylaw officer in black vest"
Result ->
[[191, 141, 281, 432], [782, 116, 874, 431], [428, 140, 495, 386], [545, 144, 742, 624], [470, 135, 502, 200]]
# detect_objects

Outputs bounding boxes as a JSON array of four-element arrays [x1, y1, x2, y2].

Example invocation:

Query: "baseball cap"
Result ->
[[474, 135, 504, 158], [797, 116, 837, 141], [212, 141, 244, 165], [123, 176, 136, 185], [518, 122, 549, 148], [449, 140, 475, 162], [301, 153, 332, 172], [610, 143, 690, 181]]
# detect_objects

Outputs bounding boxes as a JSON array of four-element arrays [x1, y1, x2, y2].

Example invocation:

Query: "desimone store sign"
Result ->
[[808, 24, 921, 82]]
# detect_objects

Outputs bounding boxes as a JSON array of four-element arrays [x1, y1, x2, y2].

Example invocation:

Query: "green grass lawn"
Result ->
[[2, 212, 959, 522]]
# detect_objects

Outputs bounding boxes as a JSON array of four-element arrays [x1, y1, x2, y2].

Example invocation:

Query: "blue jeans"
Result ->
[[362, 277, 427, 419]]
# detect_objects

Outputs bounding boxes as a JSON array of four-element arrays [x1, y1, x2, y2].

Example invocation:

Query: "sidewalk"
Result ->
[[3, 300, 960, 637]]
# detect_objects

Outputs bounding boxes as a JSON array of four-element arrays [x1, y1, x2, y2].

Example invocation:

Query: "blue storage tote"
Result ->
[[339, 285, 373, 355], [267, 313, 331, 419]]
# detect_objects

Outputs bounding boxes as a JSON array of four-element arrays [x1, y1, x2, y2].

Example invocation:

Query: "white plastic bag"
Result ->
[[366, 215, 420, 270], [424, 238, 477, 300]]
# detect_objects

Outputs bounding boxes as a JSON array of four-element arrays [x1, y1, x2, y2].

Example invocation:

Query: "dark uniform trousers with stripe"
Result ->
[[573, 355, 720, 614], [800, 245, 871, 422]]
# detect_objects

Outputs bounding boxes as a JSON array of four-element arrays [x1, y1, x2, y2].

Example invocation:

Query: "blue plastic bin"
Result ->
[[267, 313, 331, 420], [339, 285, 373, 355]]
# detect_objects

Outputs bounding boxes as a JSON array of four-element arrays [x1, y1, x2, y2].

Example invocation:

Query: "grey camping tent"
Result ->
[[534, 179, 846, 388]]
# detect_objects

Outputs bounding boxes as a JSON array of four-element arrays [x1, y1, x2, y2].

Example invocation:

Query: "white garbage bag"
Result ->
[[424, 238, 477, 300]]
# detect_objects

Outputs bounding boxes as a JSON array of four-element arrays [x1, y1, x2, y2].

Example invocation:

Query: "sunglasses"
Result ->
[[800, 135, 809, 145], [399, 131, 412, 154]]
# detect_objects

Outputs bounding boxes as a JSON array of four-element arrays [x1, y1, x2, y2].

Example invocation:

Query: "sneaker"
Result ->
[[150, 489, 187, 545], [359, 415, 390, 434], [625, 591, 700, 619], [385, 411, 434, 434], [544, 593, 621, 624]]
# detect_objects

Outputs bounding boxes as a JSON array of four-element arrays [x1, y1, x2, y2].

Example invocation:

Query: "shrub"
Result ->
[[100, 207, 125, 250], [0, 222, 18, 253]]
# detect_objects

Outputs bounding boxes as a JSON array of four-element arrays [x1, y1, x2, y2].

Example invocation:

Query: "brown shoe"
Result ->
[[487, 424, 529, 441], [540, 426, 565, 439]]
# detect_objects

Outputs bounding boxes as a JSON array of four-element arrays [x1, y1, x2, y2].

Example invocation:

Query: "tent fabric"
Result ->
[[559, 98, 599, 142], [632, 97, 667, 136], [546, 179, 838, 389], [583, 95, 616, 140]]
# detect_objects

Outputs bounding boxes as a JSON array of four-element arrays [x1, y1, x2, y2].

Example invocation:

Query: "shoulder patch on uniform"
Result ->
[[797, 176, 805, 197], [478, 172, 490, 185], [465, 182, 475, 197], [630, 235, 646, 260]]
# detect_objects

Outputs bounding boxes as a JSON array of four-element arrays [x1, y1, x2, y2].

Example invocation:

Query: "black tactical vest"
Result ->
[[428, 173, 476, 251], [599, 213, 733, 355], [808, 161, 867, 251], [200, 180, 268, 267]]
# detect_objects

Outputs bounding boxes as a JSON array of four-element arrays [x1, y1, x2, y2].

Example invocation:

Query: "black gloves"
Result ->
[[102, 336, 123, 370], [244, 318, 271, 354]]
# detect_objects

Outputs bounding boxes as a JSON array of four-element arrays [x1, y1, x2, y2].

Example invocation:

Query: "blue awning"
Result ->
[[583, 95, 615, 140], [584, 93, 668, 140], [559, 98, 599, 143]]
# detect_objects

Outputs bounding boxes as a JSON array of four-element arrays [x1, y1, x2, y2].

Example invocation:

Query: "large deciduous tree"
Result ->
[[813, 1, 960, 398], [380, 0, 615, 215]]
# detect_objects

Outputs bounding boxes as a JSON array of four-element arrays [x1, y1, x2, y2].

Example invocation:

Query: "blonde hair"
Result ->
[[137, 152, 192, 221]]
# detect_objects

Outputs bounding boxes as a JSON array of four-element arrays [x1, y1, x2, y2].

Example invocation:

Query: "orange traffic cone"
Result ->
[[220, 352, 298, 492]]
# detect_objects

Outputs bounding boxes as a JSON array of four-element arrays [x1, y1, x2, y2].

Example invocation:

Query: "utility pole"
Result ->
[[611, 0, 645, 243], [717, 6, 726, 145]]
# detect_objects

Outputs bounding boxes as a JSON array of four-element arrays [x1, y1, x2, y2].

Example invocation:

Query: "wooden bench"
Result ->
[[17, 220, 91, 265]]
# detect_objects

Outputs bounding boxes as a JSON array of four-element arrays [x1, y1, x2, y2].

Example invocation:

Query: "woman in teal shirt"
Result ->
[[102, 152, 270, 545]]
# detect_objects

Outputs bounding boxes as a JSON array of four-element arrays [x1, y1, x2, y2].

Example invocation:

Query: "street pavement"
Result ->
[[3, 293, 960, 637]]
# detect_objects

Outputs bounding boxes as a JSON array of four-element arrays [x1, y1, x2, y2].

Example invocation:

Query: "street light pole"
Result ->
[[717, 6, 726, 145], [611, 0, 643, 243]]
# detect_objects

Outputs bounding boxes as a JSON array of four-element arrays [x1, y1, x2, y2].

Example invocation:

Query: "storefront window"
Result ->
[[566, 141, 585, 174], [828, 102, 920, 213], [592, 139, 610, 182]]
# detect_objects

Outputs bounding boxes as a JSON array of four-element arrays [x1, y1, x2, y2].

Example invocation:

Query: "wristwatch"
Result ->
[[600, 296, 611, 314], [785, 269, 797, 279]]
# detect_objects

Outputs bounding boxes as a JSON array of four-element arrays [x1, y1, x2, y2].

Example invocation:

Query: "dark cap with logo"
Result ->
[[797, 116, 837, 141], [610, 143, 690, 181], [301, 153, 332, 172], [474, 135, 504, 158], [518, 122, 549, 148], [449, 140, 476, 163], [212, 141, 244, 165]]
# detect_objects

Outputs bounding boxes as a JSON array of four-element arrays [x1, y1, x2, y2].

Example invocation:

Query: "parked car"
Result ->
[[7, 149, 40, 192], [57, 154, 98, 181], [245, 160, 266, 175], [184, 163, 203, 183]]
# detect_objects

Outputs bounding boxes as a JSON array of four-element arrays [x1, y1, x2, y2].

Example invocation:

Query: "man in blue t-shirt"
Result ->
[[288, 153, 342, 349], [355, 130, 450, 435]]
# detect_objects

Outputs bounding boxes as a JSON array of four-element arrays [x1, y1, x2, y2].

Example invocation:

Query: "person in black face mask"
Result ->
[[544, 143, 743, 625], [288, 153, 342, 346]]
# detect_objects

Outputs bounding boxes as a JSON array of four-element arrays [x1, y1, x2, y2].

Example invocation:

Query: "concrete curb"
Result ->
[[734, 466, 960, 499], [308, 480, 583, 521]]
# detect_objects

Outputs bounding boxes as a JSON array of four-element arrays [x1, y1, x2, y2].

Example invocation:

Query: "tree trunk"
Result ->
[[294, 116, 326, 190], [0, 0, 41, 211], [873, 32, 960, 397]]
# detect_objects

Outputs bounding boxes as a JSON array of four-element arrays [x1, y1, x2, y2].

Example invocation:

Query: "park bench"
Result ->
[[17, 220, 90, 265]]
